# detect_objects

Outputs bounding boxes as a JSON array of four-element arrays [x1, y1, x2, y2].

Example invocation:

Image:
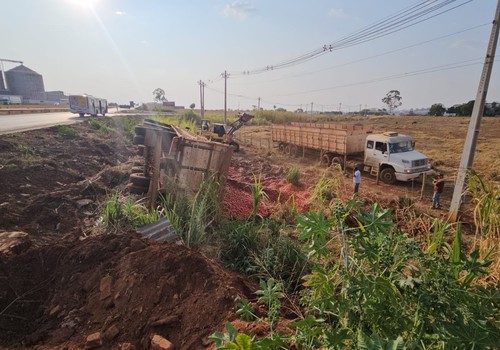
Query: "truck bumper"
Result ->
[[395, 169, 434, 182]]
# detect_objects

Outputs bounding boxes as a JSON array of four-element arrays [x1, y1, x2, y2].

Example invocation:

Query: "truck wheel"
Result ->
[[131, 166, 144, 174], [129, 173, 150, 187], [289, 145, 298, 157], [321, 153, 331, 166], [129, 184, 149, 195], [331, 157, 343, 169], [278, 143, 286, 154], [380, 168, 396, 184]]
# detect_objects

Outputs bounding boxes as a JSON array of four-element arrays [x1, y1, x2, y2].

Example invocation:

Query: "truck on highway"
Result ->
[[271, 122, 433, 184], [69, 94, 108, 117], [0, 95, 22, 105]]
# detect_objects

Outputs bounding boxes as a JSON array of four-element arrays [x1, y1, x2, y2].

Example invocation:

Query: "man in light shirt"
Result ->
[[353, 166, 361, 195]]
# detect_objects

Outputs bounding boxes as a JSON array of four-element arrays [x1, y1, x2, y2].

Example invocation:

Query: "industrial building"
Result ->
[[4, 65, 46, 102]]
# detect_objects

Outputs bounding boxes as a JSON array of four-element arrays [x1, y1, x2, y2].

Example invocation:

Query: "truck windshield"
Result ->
[[389, 141, 413, 153]]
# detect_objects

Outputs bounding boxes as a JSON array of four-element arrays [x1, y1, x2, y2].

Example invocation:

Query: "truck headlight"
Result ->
[[404, 169, 411, 174]]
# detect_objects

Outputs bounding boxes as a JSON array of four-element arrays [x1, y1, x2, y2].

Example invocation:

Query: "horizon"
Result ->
[[1, 0, 498, 111]]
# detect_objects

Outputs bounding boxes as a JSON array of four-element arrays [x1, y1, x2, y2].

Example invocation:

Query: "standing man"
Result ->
[[353, 166, 361, 195], [432, 173, 445, 209]]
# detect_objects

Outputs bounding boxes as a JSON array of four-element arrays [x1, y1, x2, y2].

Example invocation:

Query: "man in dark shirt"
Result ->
[[432, 173, 445, 209]]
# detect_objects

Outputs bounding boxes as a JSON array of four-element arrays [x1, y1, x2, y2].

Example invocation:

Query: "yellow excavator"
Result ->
[[198, 112, 254, 152]]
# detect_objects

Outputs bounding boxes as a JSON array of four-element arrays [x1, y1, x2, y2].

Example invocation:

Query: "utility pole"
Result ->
[[310, 102, 313, 115], [258, 97, 261, 111], [449, 0, 500, 222], [222, 70, 229, 125], [198, 80, 205, 119], [339, 102, 342, 114]]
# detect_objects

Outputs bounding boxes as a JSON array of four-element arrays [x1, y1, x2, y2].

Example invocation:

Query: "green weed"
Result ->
[[286, 167, 301, 186], [89, 119, 113, 134], [97, 192, 162, 231], [251, 173, 268, 219], [54, 125, 78, 138]]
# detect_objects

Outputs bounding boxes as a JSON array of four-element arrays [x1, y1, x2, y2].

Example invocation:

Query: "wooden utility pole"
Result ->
[[310, 102, 313, 115], [449, 0, 500, 222], [258, 97, 261, 111]]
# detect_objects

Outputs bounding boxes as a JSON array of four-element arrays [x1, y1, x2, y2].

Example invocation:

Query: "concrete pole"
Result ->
[[449, 0, 500, 222]]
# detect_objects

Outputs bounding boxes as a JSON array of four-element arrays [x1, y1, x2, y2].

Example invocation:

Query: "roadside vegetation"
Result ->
[[96, 156, 500, 349]]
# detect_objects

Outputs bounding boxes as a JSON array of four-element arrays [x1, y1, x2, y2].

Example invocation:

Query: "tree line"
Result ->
[[429, 100, 500, 116]]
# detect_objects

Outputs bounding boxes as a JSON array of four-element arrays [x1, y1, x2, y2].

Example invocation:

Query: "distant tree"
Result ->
[[429, 103, 446, 116], [152, 88, 166, 103], [492, 102, 500, 115], [381, 90, 402, 114], [189, 103, 195, 109], [276, 107, 287, 112], [408, 108, 415, 116], [273, 105, 276, 110], [460, 100, 475, 116], [295, 108, 304, 113]]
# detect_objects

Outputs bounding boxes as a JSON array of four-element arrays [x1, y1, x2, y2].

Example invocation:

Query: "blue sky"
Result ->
[[1, 0, 498, 111]]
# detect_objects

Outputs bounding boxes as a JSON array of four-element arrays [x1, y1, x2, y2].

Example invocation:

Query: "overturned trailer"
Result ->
[[129, 119, 233, 208]]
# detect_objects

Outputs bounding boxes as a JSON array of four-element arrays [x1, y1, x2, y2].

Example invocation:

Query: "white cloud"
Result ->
[[222, 1, 256, 20], [115, 11, 125, 15], [328, 8, 347, 19]]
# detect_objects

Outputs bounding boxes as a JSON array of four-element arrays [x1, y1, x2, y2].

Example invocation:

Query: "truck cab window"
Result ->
[[367, 140, 374, 149], [375, 142, 387, 153]]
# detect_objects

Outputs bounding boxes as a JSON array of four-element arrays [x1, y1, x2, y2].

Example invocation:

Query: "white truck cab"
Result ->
[[364, 132, 433, 184]]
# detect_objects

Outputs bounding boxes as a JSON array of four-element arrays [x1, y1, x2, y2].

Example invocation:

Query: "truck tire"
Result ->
[[321, 153, 331, 166], [331, 157, 343, 169], [278, 143, 286, 154], [129, 184, 149, 195], [289, 145, 298, 157], [380, 167, 396, 184], [131, 166, 144, 174], [129, 173, 150, 187]]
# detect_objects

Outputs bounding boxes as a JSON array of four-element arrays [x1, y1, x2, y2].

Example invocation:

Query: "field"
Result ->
[[0, 113, 498, 349]]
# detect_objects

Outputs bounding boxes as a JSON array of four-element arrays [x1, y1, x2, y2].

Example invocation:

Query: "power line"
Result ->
[[230, 22, 489, 86], [228, 0, 473, 76], [205, 57, 496, 109]]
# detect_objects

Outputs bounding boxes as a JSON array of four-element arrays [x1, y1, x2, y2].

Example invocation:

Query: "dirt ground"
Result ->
[[0, 115, 497, 349]]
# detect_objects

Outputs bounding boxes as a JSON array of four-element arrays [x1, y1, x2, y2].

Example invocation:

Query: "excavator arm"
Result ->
[[226, 112, 254, 136]]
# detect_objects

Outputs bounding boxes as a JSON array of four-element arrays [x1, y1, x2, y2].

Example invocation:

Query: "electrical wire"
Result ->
[[227, 0, 473, 76]]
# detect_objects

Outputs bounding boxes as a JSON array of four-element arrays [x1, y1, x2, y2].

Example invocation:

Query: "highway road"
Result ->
[[0, 110, 126, 135]]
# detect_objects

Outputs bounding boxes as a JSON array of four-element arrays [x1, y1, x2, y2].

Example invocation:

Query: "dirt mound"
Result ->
[[0, 233, 256, 349], [0, 121, 136, 236]]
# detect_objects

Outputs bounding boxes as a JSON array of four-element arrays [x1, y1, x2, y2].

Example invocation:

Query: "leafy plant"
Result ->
[[286, 167, 301, 186], [255, 278, 284, 332], [236, 299, 257, 322], [16, 144, 36, 164]]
